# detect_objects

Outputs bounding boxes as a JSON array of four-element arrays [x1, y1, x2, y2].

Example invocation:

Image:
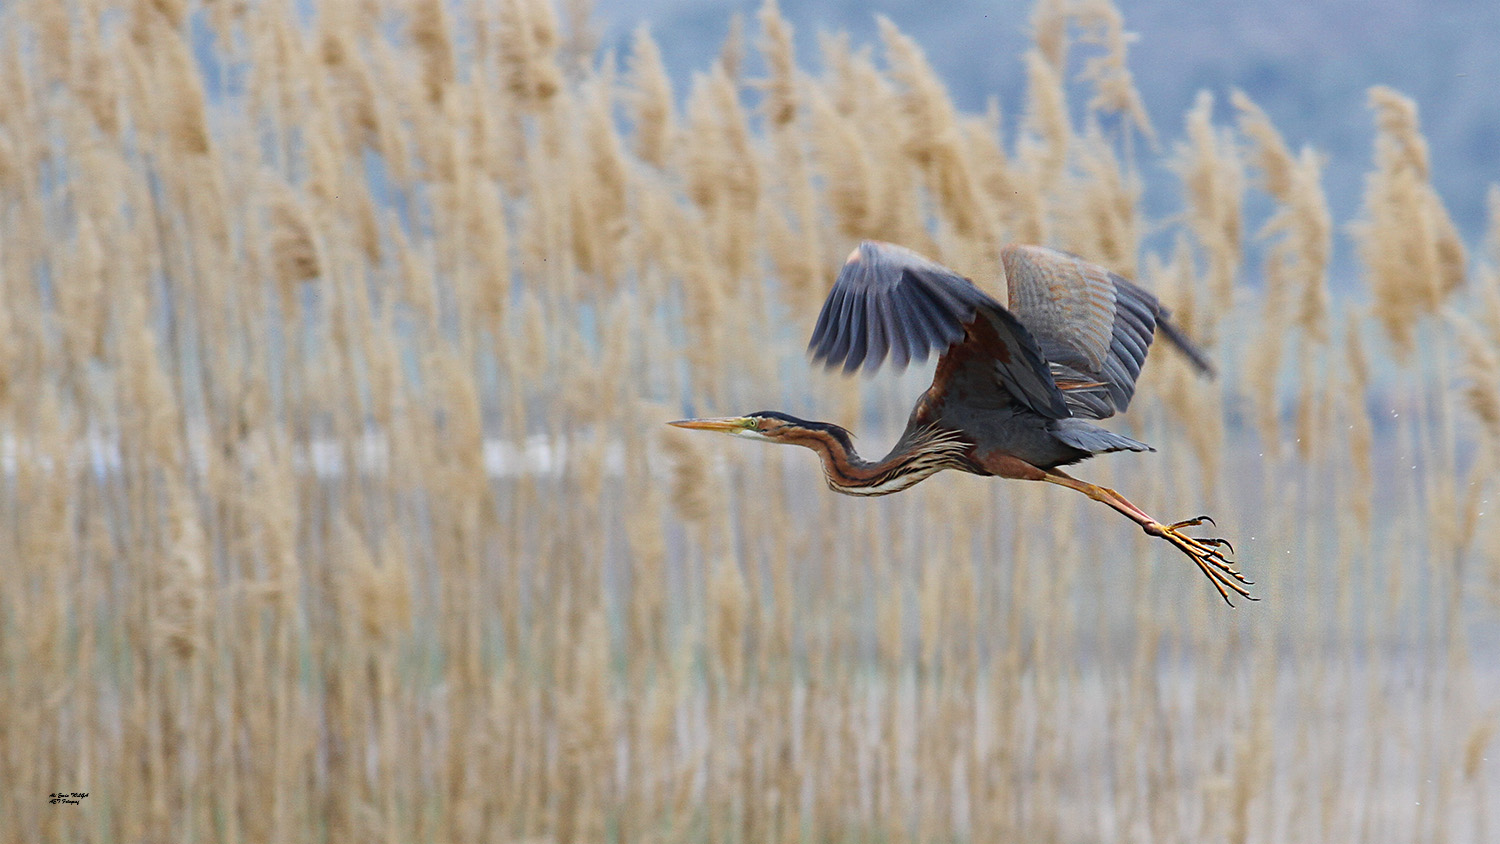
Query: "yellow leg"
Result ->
[[1042, 469, 1255, 605]]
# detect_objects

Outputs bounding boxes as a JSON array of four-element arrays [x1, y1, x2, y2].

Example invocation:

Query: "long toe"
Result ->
[[1159, 523, 1256, 605]]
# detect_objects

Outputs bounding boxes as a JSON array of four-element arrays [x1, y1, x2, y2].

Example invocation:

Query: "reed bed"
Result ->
[[2, 1, 1497, 841]]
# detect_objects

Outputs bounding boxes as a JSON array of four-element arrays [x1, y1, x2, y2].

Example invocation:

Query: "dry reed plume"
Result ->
[[2, 1, 1496, 842]]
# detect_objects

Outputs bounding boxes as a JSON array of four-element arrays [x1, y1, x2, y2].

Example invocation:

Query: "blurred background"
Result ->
[[593, 0, 1500, 263], [4, 1, 1497, 842]]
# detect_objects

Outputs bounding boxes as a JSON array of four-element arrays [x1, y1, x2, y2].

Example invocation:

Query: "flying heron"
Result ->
[[669, 241, 1253, 604]]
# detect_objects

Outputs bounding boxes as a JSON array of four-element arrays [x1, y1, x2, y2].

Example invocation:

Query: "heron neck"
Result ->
[[790, 424, 961, 496], [781, 427, 877, 477]]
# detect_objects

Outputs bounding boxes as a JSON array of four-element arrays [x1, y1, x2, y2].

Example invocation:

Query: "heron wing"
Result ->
[[1001, 244, 1211, 420], [809, 241, 1070, 419]]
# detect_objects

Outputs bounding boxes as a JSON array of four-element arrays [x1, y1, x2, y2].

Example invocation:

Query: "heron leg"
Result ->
[[1041, 469, 1255, 605]]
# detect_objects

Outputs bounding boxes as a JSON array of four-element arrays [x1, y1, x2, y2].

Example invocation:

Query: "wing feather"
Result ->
[[809, 241, 1070, 418], [844, 289, 871, 371], [905, 276, 965, 350], [1114, 326, 1146, 373], [876, 290, 909, 369], [821, 287, 852, 363], [1002, 244, 1213, 419]]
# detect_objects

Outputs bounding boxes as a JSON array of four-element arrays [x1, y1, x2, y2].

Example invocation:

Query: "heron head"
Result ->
[[667, 411, 852, 447]]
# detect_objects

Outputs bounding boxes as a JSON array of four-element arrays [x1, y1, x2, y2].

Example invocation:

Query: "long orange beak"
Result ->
[[667, 417, 752, 432]]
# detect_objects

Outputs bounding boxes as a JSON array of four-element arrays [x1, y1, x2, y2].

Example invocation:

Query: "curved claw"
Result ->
[[1151, 519, 1256, 606], [1196, 536, 1236, 556]]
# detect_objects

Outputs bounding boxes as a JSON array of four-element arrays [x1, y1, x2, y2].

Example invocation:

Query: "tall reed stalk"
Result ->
[[1, 1, 1495, 842]]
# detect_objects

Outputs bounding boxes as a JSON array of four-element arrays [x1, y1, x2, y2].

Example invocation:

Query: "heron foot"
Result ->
[[1146, 518, 1256, 606]]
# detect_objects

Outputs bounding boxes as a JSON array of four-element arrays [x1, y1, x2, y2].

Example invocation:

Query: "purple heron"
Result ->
[[670, 241, 1253, 604]]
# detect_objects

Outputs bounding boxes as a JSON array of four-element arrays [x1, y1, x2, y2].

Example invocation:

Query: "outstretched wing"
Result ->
[[1001, 244, 1213, 420], [808, 241, 1070, 419]]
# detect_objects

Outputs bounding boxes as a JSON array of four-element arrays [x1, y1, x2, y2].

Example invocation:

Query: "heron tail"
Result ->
[[1051, 419, 1154, 455]]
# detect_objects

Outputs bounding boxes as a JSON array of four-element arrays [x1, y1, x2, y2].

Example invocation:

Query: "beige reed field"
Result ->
[[3, 0, 1500, 841]]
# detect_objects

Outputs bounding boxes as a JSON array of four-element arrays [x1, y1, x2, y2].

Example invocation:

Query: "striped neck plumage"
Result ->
[[801, 424, 971, 497]]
